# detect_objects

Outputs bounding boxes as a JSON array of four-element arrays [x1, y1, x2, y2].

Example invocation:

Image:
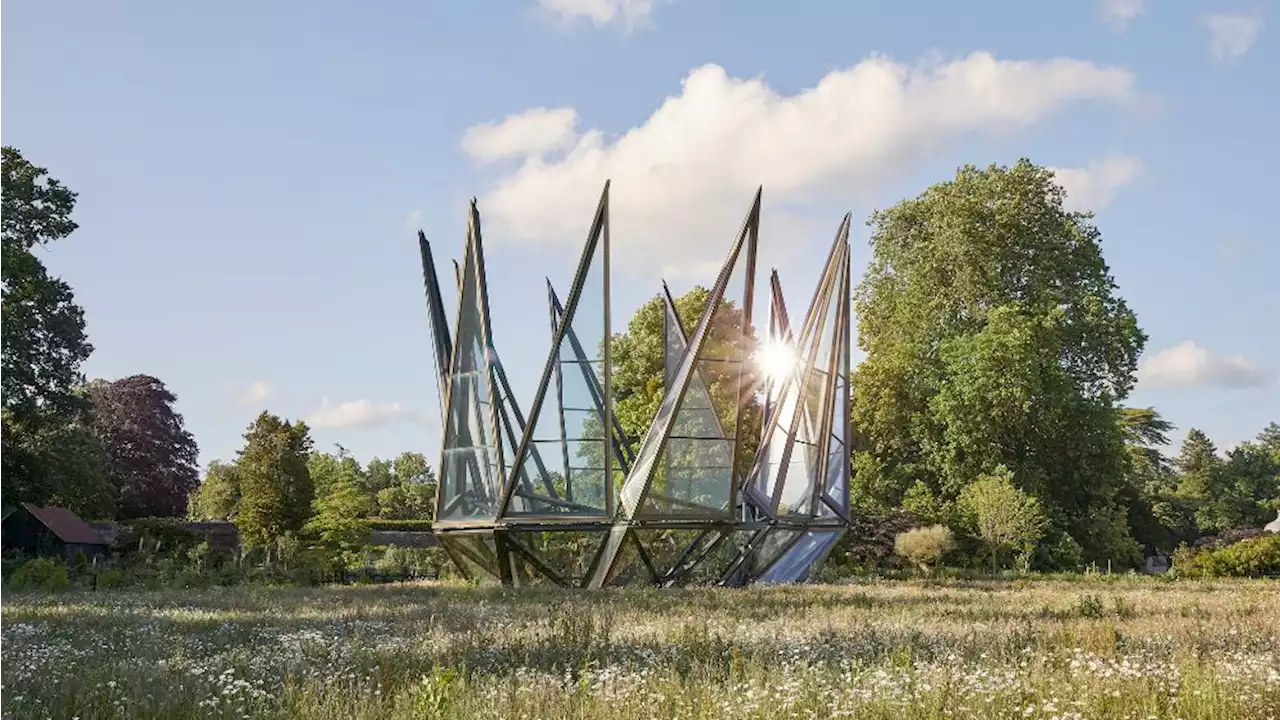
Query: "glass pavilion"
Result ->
[[417, 183, 854, 587]]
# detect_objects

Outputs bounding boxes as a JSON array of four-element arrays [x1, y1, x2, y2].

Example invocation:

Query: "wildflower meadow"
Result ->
[[2, 576, 1277, 719]]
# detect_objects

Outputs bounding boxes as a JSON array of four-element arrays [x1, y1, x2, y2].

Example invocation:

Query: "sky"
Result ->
[[3, 0, 1276, 472]]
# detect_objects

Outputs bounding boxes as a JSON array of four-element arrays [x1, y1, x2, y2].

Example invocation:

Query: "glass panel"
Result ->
[[437, 235, 503, 523], [602, 530, 652, 587], [507, 530, 608, 587], [503, 249, 612, 518], [440, 536, 501, 584], [632, 529, 707, 583], [748, 528, 800, 577], [757, 529, 843, 584], [675, 529, 757, 586], [622, 211, 759, 519]]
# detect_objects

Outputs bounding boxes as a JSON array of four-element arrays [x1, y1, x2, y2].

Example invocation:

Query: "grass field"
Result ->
[[2, 577, 1278, 719]]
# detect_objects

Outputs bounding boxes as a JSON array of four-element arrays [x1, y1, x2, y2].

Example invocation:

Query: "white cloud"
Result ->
[[464, 53, 1137, 275], [1138, 341, 1274, 390], [1100, 0, 1144, 31], [1050, 155, 1143, 212], [306, 398, 427, 429], [462, 107, 580, 163], [405, 209, 423, 230], [538, 0, 657, 31], [1201, 13, 1264, 62], [222, 380, 274, 407]]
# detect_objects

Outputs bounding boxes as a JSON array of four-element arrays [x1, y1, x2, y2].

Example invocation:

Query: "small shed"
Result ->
[[1, 503, 109, 561]]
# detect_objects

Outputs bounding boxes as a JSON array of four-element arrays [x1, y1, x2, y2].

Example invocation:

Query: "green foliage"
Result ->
[[1174, 534, 1280, 578], [958, 466, 1047, 572], [8, 557, 71, 592], [234, 412, 315, 551], [894, 525, 954, 574], [850, 160, 1144, 564], [188, 460, 241, 520], [304, 476, 371, 559], [1, 409, 115, 518]]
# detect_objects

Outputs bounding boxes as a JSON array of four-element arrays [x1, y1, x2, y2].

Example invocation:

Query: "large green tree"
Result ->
[[850, 160, 1146, 565], [188, 460, 242, 521], [1, 147, 109, 515], [234, 412, 315, 552]]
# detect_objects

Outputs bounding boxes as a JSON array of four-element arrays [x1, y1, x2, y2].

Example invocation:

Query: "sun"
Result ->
[[754, 340, 797, 383]]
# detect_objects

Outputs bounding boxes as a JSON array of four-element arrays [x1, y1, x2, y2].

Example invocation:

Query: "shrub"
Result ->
[[894, 526, 955, 574], [1174, 534, 1280, 578], [8, 557, 70, 592], [367, 519, 434, 532]]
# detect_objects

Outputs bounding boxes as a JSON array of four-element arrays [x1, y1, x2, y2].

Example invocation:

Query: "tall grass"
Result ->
[[3, 577, 1277, 719]]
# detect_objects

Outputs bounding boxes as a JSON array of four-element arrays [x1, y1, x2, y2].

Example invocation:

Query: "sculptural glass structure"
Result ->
[[417, 183, 854, 587]]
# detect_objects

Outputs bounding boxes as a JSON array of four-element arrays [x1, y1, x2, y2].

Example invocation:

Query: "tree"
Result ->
[[305, 458, 371, 559], [2, 147, 93, 417], [376, 452, 436, 519], [234, 412, 314, 552], [1116, 407, 1184, 552], [1, 408, 114, 518], [958, 466, 1047, 573], [363, 457, 395, 495], [83, 375, 200, 518], [1, 147, 108, 515], [850, 160, 1145, 564], [188, 460, 241, 520]]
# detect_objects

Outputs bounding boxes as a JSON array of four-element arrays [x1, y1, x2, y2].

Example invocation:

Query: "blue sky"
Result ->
[[3, 0, 1275, 472]]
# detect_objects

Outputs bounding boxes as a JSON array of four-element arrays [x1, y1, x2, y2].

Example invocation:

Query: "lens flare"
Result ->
[[755, 340, 797, 383]]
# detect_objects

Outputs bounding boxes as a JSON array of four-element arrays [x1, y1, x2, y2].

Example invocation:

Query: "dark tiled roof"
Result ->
[[21, 503, 107, 545]]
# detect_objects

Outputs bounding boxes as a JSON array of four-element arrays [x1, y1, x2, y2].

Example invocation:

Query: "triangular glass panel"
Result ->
[[819, 256, 852, 519], [505, 530, 609, 587], [746, 527, 802, 577], [621, 190, 760, 520], [439, 535, 502, 585], [502, 185, 615, 518], [632, 528, 709, 584], [642, 288, 738, 517], [749, 218, 850, 519], [669, 528, 758, 586], [756, 529, 844, 583], [436, 204, 504, 523]]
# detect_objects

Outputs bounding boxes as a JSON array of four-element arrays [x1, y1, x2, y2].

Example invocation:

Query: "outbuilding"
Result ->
[[1, 503, 109, 561]]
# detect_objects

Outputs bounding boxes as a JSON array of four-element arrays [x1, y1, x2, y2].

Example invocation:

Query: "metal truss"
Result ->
[[418, 183, 854, 587]]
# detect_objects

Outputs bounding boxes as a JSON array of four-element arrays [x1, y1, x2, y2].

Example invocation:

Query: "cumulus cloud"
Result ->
[[464, 53, 1137, 275], [306, 398, 427, 429], [1100, 0, 1144, 31], [1050, 155, 1143, 212], [1201, 13, 1264, 62], [462, 107, 580, 163], [1138, 341, 1274, 390], [223, 380, 273, 407], [538, 0, 658, 31]]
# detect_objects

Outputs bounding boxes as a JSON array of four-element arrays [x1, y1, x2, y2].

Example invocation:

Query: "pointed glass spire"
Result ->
[[620, 190, 760, 520], [749, 216, 850, 518], [436, 203, 504, 522], [501, 183, 615, 518]]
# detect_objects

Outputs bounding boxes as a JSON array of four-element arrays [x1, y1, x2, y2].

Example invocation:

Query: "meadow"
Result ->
[[2, 577, 1278, 720]]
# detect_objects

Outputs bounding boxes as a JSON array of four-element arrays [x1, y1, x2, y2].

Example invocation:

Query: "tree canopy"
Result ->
[[84, 375, 200, 519], [850, 159, 1146, 564]]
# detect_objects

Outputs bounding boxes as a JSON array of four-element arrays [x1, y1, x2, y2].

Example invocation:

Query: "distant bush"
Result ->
[[367, 519, 434, 532], [8, 557, 70, 592], [894, 526, 954, 574], [1174, 534, 1280, 578]]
